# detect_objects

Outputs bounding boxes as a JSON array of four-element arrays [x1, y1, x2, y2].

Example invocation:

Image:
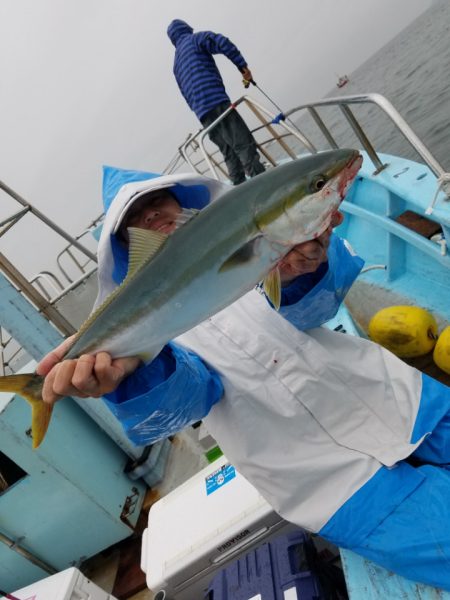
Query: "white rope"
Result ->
[[425, 172, 450, 215]]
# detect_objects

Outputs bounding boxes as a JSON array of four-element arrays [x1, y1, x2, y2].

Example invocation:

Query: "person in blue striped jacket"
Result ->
[[167, 19, 265, 185]]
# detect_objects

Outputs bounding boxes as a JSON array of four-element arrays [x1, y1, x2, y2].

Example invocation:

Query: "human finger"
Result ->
[[91, 352, 141, 396], [289, 238, 327, 262], [42, 359, 83, 405], [70, 354, 103, 397], [278, 240, 327, 282], [36, 335, 77, 377]]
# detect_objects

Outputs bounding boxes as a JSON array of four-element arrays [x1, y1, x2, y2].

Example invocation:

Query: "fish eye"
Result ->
[[310, 175, 327, 192]]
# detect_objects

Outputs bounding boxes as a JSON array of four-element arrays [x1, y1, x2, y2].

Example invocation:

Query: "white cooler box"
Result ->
[[141, 455, 295, 599], [7, 567, 117, 600]]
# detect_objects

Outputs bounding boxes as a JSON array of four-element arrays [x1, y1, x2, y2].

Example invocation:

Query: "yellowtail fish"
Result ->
[[0, 149, 362, 448]]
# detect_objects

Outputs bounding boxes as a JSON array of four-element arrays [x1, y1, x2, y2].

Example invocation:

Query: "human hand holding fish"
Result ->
[[279, 211, 343, 284], [36, 335, 141, 405]]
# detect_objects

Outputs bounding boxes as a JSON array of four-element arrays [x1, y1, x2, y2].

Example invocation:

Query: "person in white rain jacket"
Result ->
[[38, 166, 450, 591]]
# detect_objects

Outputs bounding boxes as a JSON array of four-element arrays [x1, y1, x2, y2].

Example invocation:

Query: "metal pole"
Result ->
[[0, 529, 57, 575], [286, 93, 448, 179], [249, 81, 311, 140], [0, 180, 97, 263], [307, 107, 339, 150], [245, 102, 291, 163], [339, 105, 387, 174], [0, 252, 76, 337]]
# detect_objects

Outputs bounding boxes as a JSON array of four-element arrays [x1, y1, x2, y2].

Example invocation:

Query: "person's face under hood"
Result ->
[[167, 19, 194, 46], [118, 190, 182, 243]]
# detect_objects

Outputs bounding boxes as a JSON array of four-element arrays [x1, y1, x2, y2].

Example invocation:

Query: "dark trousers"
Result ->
[[200, 102, 265, 185]]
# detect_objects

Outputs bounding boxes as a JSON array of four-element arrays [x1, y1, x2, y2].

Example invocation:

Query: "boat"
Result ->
[[336, 75, 349, 88], [166, 92, 450, 385], [1, 92, 450, 598]]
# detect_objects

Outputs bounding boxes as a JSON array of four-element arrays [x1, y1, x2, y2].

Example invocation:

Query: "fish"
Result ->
[[0, 149, 362, 448]]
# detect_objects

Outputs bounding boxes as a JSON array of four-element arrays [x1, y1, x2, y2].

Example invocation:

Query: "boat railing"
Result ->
[[0, 327, 25, 376], [29, 271, 66, 300], [284, 93, 448, 180], [54, 222, 102, 285], [172, 96, 317, 179], [167, 93, 449, 190], [0, 180, 101, 345]]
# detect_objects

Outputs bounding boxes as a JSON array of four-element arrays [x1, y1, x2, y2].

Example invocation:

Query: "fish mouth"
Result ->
[[319, 151, 362, 203], [304, 151, 362, 239], [337, 152, 363, 198]]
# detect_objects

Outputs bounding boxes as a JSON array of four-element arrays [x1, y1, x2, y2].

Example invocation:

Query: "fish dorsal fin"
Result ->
[[126, 227, 168, 279], [263, 267, 281, 310]]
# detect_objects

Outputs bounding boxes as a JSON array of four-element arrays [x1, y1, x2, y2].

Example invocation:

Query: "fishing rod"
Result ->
[[242, 78, 304, 134]]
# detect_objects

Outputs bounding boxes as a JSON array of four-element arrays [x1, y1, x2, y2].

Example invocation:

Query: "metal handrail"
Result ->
[[173, 93, 448, 184], [0, 180, 97, 262], [55, 223, 101, 283], [0, 328, 27, 376], [285, 93, 448, 179], [29, 271, 65, 301], [48, 265, 98, 304], [180, 96, 316, 180], [0, 182, 101, 342], [0, 207, 30, 233]]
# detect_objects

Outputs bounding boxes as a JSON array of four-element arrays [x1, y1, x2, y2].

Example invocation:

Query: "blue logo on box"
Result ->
[[205, 463, 236, 495]]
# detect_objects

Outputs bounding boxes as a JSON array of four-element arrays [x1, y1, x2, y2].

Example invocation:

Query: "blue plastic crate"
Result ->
[[205, 530, 321, 599]]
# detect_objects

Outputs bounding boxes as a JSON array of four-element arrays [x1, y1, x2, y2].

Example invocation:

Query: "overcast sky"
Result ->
[[0, 0, 432, 276]]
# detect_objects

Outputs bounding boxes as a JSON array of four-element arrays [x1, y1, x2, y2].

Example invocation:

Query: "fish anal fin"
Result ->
[[31, 400, 53, 449], [127, 227, 168, 279], [219, 240, 257, 272], [263, 268, 282, 310]]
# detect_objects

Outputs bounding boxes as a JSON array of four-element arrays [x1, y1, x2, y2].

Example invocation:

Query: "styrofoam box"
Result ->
[[8, 567, 117, 600], [141, 455, 295, 599]]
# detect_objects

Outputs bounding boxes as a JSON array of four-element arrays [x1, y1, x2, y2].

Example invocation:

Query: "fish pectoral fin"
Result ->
[[0, 373, 51, 449], [219, 240, 258, 272], [126, 227, 168, 279], [263, 268, 282, 310]]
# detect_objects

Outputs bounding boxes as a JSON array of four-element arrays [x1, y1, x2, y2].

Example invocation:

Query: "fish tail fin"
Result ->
[[0, 373, 51, 449]]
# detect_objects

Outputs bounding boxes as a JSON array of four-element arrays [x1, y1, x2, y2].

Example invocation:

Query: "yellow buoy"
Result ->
[[433, 326, 450, 374], [368, 305, 438, 358]]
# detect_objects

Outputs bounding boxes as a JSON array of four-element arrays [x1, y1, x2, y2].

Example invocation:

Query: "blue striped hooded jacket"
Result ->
[[167, 19, 247, 120]]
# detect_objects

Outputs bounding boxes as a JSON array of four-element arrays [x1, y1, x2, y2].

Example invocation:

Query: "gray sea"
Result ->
[[290, 0, 450, 171]]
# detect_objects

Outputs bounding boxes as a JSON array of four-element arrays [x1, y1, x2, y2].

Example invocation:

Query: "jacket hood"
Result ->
[[94, 167, 230, 306], [167, 19, 193, 46], [102, 165, 214, 213]]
